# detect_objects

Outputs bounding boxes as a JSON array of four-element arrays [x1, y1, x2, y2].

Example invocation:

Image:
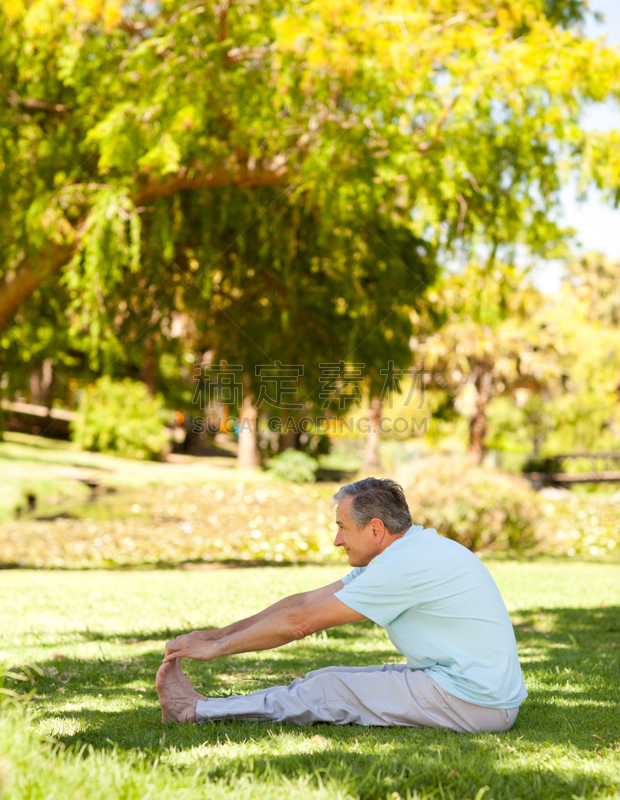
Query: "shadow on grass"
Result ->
[[22, 606, 620, 800], [37, 705, 620, 800], [191, 735, 618, 800]]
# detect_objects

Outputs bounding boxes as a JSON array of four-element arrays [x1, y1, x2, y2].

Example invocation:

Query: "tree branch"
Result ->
[[0, 158, 290, 325], [0, 243, 75, 330], [217, 0, 231, 42], [133, 162, 287, 206], [8, 91, 68, 115]]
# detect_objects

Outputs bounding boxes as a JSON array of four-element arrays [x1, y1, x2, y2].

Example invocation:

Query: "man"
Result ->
[[157, 477, 527, 731]]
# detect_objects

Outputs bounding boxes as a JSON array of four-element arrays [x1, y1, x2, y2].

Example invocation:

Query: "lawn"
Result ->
[[0, 431, 269, 523], [1, 559, 619, 800]]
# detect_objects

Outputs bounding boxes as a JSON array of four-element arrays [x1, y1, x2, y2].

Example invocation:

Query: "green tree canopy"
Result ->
[[486, 279, 620, 457], [1, 0, 619, 429], [412, 261, 564, 463], [565, 252, 620, 326]]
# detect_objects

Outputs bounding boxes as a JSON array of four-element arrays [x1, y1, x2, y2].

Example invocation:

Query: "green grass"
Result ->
[[1, 560, 619, 799], [0, 431, 274, 522]]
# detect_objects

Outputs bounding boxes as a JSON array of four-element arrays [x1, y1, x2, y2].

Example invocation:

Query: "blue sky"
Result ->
[[531, 0, 620, 292]]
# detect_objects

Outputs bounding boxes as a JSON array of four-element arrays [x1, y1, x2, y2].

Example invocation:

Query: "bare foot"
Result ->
[[156, 659, 208, 723]]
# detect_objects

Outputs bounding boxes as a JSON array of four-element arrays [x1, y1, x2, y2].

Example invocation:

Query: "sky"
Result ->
[[530, 0, 620, 293]]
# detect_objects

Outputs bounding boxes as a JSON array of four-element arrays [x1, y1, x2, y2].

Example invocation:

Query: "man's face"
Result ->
[[334, 496, 383, 567]]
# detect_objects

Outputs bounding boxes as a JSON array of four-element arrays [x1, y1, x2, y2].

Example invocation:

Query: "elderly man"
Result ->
[[157, 477, 527, 731]]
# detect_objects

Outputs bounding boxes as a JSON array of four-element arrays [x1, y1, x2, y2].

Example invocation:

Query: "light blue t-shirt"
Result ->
[[334, 525, 528, 709]]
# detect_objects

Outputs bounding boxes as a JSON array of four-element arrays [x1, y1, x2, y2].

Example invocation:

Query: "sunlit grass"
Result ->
[[1, 560, 619, 799], [0, 431, 271, 522]]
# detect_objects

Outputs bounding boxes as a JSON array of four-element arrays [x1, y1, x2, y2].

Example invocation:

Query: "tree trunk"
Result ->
[[361, 395, 382, 472], [468, 408, 488, 465], [28, 358, 53, 406], [278, 414, 299, 452], [237, 393, 260, 469], [468, 371, 493, 465], [139, 337, 157, 396]]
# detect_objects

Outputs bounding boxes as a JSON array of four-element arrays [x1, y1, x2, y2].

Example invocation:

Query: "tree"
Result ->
[[184, 194, 434, 466], [541, 255, 620, 452], [485, 282, 620, 457], [413, 262, 564, 464], [4, 0, 619, 317], [482, 255, 620, 459], [2, 0, 619, 461], [565, 253, 620, 325], [361, 395, 383, 472]]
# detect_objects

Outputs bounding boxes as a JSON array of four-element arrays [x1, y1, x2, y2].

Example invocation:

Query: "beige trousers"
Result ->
[[195, 663, 520, 732]]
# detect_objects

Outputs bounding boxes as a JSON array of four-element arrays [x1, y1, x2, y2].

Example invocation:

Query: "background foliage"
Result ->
[[2, 0, 620, 433], [268, 449, 319, 484], [70, 376, 171, 460], [397, 456, 544, 552]]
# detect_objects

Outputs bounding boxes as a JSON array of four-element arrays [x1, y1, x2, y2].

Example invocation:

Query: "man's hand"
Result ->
[[163, 631, 220, 663]]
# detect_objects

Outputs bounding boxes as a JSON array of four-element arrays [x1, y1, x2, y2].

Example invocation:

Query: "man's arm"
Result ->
[[163, 594, 365, 663], [174, 579, 346, 646]]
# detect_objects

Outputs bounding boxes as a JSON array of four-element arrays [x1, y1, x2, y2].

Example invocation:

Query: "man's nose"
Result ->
[[334, 530, 344, 547]]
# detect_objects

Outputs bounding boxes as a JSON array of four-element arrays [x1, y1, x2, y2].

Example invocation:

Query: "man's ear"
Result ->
[[371, 518, 386, 538]]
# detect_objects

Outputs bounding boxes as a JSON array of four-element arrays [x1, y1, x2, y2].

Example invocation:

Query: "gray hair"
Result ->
[[332, 477, 412, 535]]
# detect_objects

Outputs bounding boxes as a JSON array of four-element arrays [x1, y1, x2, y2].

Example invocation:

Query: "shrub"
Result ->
[[397, 456, 543, 553], [71, 377, 170, 461], [269, 449, 319, 483]]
